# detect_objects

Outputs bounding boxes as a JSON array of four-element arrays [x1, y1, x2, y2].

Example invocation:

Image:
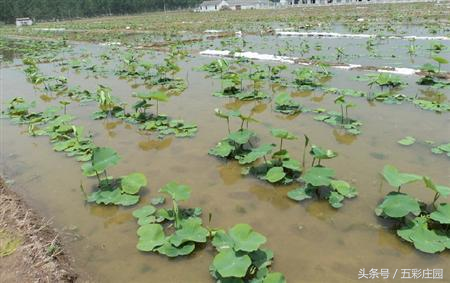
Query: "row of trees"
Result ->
[[0, 0, 203, 24]]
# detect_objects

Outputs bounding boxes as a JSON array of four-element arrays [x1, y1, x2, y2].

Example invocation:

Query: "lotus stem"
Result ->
[[173, 200, 180, 229], [311, 157, 316, 167], [95, 171, 101, 184], [280, 138, 283, 151], [432, 192, 440, 207], [103, 171, 110, 186], [226, 118, 230, 134], [80, 182, 87, 200]]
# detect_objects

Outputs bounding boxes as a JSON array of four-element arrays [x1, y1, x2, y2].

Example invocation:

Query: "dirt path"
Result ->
[[0, 177, 78, 283]]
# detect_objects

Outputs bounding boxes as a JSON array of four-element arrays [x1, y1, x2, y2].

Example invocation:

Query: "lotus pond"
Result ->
[[1, 3, 450, 282]]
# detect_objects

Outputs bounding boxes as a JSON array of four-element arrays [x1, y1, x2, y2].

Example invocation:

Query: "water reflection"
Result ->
[[292, 90, 313, 98], [250, 102, 267, 114], [333, 129, 357, 145], [305, 201, 337, 223], [40, 94, 57, 102], [103, 120, 123, 138], [418, 89, 447, 103], [104, 212, 133, 228], [248, 184, 293, 210], [218, 161, 242, 185], [138, 137, 173, 151], [311, 93, 326, 103], [90, 205, 119, 218], [224, 99, 251, 110]]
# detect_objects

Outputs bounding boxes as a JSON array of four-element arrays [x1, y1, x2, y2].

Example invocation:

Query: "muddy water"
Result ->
[[1, 40, 450, 283]]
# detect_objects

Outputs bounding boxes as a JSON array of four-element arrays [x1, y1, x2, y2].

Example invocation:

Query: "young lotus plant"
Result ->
[[432, 56, 448, 73], [287, 165, 358, 208], [210, 223, 286, 282], [242, 128, 302, 185], [274, 92, 304, 115], [375, 165, 450, 254], [133, 182, 208, 257], [209, 109, 259, 161], [82, 147, 147, 206], [309, 145, 337, 167]]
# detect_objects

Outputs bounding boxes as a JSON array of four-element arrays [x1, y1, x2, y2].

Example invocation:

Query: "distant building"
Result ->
[[15, 18, 33, 27], [197, 0, 436, 10], [197, 0, 274, 12]]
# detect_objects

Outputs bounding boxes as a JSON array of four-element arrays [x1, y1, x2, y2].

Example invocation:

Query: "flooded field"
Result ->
[[1, 3, 449, 282]]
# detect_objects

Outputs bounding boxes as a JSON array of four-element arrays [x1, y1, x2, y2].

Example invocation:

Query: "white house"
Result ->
[[15, 18, 33, 27], [197, 0, 273, 11], [197, 0, 228, 11]]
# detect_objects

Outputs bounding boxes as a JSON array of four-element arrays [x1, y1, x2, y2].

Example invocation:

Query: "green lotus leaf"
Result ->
[[397, 216, 449, 253], [265, 167, 286, 183], [213, 248, 252, 278], [271, 149, 290, 160], [328, 191, 344, 209], [301, 167, 335, 187], [159, 181, 191, 202], [136, 224, 166, 252], [150, 196, 165, 206], [81, 162, 97, 177], [228, 224, 266, 252], [121, 173, 147, 194], [270, 128, 297, 140], [137, 215, 157, 226], [212, 230, 235, 251], [410, 225, 447, 254], [309, 145, 337, 159], [209, 140, 234, 158], [375, 193, 421, 218], [156, 241, 195, 257], [238, 144, 274, 165], [437, 143, 450, 153], [330, 180, 358, 198], [432, 56, 448, 65], [228, 129, 255, 145], [287, 187, 312, 201], [249, 248, 274, 269], [430, 204, 450, 224], [148, 91, 169, 102], [381, 165, 422, 188], [263, 272, 287, 283], [282, 159, 301, 172], [170, 217, 208, 247], [87, 188, 140, 206], [91, 147, 121, 173], [397, 136, 416, 146], [423, 176, 450, 197], [132, 205, 156, 219]]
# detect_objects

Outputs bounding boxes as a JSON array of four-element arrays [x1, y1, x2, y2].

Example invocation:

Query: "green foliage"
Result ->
[[288, 166, 357, 208], [210, 224, 284, 282], [431, 143, 450, 157], [292, 68, 324, 89], [0, 0, 203, 24], [398, 136, 416, 146], [274, 93, 304, 115], [314, 109, 362, 135], [367, 73, 404, 89], [381, 165, 421, 189], [376, 165, 450, 254], [134, 182, 206, 257]]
